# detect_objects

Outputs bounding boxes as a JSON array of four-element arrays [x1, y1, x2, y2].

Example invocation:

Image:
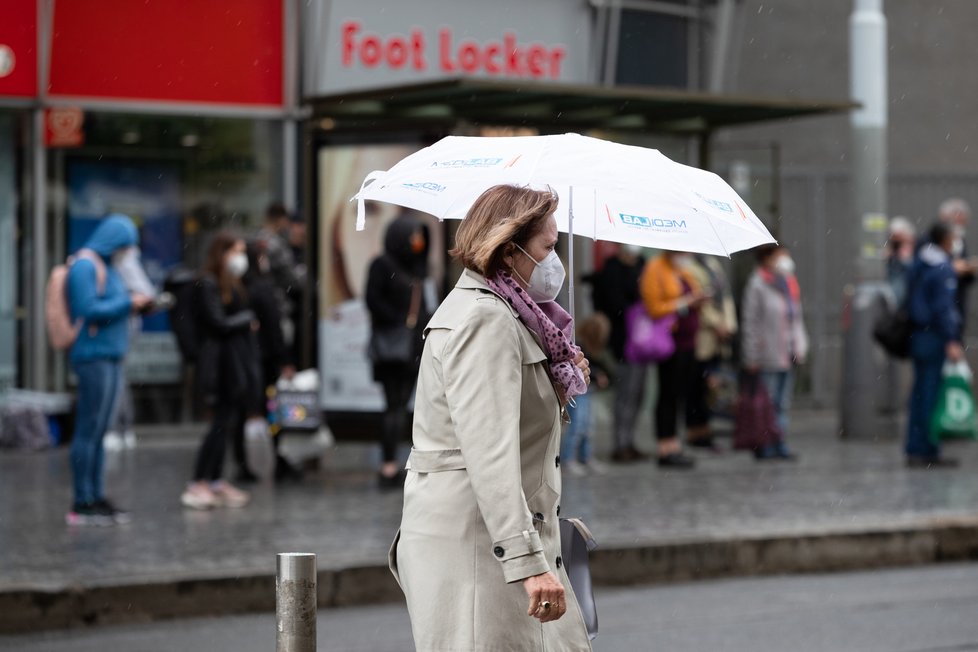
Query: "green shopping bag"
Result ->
[[930, 361, 978, 442]]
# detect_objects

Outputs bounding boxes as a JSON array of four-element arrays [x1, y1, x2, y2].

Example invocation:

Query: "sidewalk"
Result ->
[[2, 408, 978, 633]]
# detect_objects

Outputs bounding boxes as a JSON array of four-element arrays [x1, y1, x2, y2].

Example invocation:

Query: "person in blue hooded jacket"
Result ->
[[906, 222, 965, 468], [65, 214, 153, 525]]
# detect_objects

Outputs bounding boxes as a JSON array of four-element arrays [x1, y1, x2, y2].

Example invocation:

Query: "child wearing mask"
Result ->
[[561, 313, 613, 476]]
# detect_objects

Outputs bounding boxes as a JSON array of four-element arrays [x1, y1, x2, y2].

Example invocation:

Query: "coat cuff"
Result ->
[[491, 530, 551, 583]]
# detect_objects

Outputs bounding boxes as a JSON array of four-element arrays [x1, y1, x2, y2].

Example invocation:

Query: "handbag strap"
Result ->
[[405, 282, 421, 329]]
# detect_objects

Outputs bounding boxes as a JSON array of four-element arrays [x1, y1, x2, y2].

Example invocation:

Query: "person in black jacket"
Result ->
[[244, 240, 299, 482], [181, 232, 260, 509], [365, 214, 434, 489], [591, 244, 649, 462]]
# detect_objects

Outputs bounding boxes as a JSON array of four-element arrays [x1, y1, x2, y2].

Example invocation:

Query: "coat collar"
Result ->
[[456, 269, 519, 317]]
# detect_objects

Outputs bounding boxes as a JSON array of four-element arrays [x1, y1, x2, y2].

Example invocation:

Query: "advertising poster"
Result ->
[[317, 144, 445, 411], [67, 160, 183, 383]]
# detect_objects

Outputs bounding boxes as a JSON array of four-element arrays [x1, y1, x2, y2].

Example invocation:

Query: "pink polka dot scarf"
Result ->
[[486, 271, 587, 401]]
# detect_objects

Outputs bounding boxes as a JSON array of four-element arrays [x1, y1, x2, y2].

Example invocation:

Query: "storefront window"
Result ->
[[47, 112, 281, 416]]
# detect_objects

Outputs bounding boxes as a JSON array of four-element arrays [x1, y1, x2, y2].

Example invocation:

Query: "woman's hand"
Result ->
[[574, 351, 591, 386], [523, 572, 566, 623]]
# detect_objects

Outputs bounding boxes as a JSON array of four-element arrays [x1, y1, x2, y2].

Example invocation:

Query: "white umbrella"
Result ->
[[354, 133, 775, 316]]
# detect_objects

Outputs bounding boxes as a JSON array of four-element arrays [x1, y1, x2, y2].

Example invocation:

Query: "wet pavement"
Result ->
[[2, 404, 978, 594]]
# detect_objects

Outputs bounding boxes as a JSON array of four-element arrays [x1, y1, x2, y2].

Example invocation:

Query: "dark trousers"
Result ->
[[686, 357, 717, 429], [655, 348, 695, 440], [70, 359, 122, 505], [379, 370, 415, 463], [906, 331, 944, 459], [194, 401, 246, 482]]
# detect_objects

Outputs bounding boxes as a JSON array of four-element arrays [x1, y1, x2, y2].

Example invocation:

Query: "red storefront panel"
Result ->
[[48, 0, 284, 107], [0, 0, 38, 98]]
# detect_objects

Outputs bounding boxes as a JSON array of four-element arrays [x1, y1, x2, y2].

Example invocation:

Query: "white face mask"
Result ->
[[112, 246, 138, 268], [514, 244, 566, 304], [774, 256, 796, 277], [226, 253, 249, 279]]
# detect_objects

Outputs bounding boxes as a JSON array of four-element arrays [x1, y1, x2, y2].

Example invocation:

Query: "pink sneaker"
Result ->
[[211, 481, 250, 508], [181, 483, 219, 510]]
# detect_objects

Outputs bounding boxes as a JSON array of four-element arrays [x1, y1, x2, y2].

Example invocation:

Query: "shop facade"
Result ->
[[1, 0, 299, 419]]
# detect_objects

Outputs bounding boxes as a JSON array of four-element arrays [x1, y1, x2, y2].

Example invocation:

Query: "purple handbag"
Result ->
[[623, 302, 677, 364]]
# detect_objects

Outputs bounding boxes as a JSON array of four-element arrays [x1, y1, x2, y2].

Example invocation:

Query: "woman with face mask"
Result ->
[[180, 232, 260, 510], [639, 251, 708, 468], [741, 244, 809, 459], [390, 185, 592, 651]]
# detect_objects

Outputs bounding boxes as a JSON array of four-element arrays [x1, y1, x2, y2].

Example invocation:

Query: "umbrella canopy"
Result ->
[[354, 133, 775, 257]]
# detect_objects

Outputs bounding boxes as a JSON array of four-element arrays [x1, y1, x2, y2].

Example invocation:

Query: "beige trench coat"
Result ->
[[390, 270, 592, 652]]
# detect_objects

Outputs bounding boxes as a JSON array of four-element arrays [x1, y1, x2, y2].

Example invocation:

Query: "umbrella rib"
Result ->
[[702, 210, 732, 258]]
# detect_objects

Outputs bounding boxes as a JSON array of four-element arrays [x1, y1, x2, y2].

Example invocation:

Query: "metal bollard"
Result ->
[[277, 552, 317, 652]]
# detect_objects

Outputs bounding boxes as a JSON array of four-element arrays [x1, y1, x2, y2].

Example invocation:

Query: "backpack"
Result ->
[[45, 249, 106, 351], [164, 267, 202, 363]]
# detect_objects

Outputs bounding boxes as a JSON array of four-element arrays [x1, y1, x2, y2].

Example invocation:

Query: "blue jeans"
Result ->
[[562, 389, 593, 464], [760, 370, 794, 437], [70, 359, 122, 505], [907, 331, 944, 459]]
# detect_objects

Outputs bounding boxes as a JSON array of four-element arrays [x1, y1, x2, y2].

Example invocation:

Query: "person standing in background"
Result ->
[[938, 198, 977, 334], [685, 255, 738, 450], [905, 223, 964, 468], [885, 216, 917, 306], [257, 202, 300, 352], [366, 214, 434, 489], [243, 240, 299, 482], [640, 251, 706, 469], [591, 244, 650, 463], [66, 215, 153, 526], [103, 221, 159, 452], [741, 245, 809, 460], [181, 232, 258, 510]]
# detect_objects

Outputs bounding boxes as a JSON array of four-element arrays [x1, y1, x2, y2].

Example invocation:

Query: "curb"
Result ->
[[3, 518, 978, 634]]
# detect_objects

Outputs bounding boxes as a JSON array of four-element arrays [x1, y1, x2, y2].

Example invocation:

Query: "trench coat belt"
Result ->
[[406, 448, 467, 473]]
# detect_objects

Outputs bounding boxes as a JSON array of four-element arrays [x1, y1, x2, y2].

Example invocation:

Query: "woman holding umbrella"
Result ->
[[390, 185, 592, 650]]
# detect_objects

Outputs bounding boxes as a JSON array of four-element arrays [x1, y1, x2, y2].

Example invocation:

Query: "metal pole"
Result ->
[[708, 0, 737, 93], [840, 0, 895, 439], [276, 552, 317, 652]]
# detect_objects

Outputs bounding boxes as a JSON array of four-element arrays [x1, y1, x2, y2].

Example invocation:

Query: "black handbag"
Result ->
[[873, 306, 913, 359], [369, 283, 421, 364], [560, 517, 598, 641]]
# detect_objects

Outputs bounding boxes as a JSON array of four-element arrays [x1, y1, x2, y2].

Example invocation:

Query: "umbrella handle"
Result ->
[[568, 186, 575, 339], [353, 170, 386, 231]]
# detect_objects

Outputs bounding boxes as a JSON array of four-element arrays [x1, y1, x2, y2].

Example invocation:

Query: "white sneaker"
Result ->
[[123, 431, 137, 449], [181, 483, 218, 510], [584, 459, 609, 475], [563, 460, 588, 477], [103, 432, 124, 452]]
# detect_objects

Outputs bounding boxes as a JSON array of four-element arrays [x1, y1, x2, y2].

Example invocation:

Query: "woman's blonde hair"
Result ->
[[450, 185, 558, 277]]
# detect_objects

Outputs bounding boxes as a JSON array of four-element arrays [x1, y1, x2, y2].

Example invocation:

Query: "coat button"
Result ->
[[534, 512, 544, 521], [555, 455, 561, 468], [494, 546, 505, 558], [556, 505, 561, 516], [556, 556, 562, 569]]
